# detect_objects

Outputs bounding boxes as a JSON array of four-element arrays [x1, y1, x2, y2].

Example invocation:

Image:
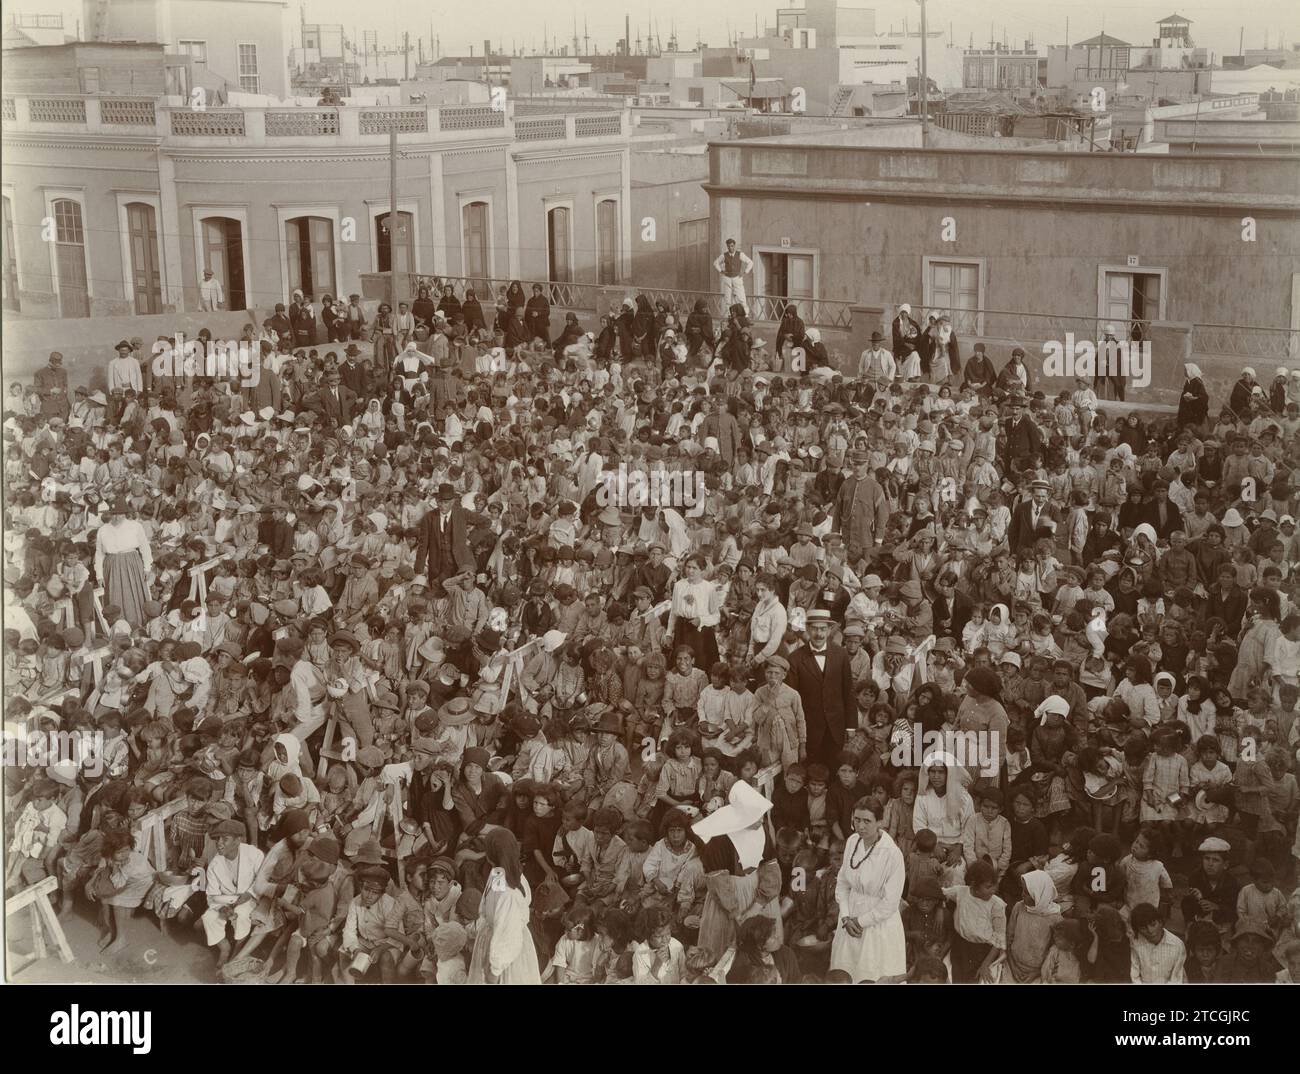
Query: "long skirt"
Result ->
[[673, 621, 719, 671], [104, 549, 150, 629], [697, 868, 784, 958]]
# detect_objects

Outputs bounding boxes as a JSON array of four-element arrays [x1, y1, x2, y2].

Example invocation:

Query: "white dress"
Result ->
[[829, 830, 907, 982], [468, 869, 541, 984]]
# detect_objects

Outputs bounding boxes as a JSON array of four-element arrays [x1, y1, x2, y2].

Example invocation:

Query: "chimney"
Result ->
[[484, 38, 491, 60]]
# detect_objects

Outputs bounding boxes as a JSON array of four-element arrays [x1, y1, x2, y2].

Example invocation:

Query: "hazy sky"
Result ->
[[23, 0, 1297, 58]]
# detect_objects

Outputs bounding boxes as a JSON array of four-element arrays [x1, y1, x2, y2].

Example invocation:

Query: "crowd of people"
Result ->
[[3, 276, 1299, 986]]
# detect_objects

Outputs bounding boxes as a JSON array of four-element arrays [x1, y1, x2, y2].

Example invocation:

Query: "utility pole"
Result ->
[[1239, 26, 1244, 56], [388, 128, 399, 311], [919, 0, 929, 147], [403, 31, 409, 79]]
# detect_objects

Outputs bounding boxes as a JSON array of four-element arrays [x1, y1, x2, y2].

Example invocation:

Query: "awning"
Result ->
[[723, 78, 788, 101]]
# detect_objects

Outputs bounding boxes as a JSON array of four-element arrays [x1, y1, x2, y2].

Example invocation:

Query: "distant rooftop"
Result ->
[[9, 13, 63, 28], [1157, 14, 1192, 24], [1074, 34, 1132, 48]]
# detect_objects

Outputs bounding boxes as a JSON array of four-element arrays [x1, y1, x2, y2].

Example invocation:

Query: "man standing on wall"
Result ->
[[713, 238, 753, 316]]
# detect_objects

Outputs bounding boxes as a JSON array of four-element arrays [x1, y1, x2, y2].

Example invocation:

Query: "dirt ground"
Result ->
[[6, 899, 216, 984]]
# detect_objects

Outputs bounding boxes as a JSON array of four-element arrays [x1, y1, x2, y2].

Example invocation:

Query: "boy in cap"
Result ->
[[753, 655, 807, 767], [1181, 836, 1240, 935], [338, 865, 412, 983], [203, 819, 267, 969]]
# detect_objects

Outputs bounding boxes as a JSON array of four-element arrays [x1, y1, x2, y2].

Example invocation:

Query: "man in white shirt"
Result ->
[[713, 238, 753, 314], [199, 268, 224, 311], [858, 331, 896, 385], [202, 820, 266, 969], [107, 340, 143, 393]]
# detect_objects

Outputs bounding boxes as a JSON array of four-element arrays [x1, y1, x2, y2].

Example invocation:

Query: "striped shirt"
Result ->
[[1130, 929, 1186, 983]]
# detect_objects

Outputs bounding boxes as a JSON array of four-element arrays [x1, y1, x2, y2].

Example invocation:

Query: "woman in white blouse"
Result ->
[[747, 572, 788, 665], [666, 554, 722, 670], [94, 498, 153, 628], [830, 797, 906, 982]]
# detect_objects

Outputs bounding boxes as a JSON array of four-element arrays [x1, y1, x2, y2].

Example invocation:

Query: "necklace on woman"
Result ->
[[849, 833, 880, 870]]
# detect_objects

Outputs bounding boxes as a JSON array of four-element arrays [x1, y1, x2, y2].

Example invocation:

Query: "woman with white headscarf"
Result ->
[[891, 303, 920, 358], [913, 750, 974, 870], [1178, 362, 1209, 431]]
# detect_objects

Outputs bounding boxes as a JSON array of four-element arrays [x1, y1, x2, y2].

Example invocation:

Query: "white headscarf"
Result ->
[[1021, 870, 1061, 915], [1184, 363, 1203, 380], [1034, 694, 1071, 725]]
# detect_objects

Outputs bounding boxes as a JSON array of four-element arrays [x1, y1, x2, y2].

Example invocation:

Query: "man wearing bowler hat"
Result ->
[[785, 608, 857, 766], [414, 483, 476, 587], [339, 344, 367, 396]]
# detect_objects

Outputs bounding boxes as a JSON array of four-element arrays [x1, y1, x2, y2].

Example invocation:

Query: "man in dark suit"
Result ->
[[1009, 479, 1057, 553], [338, 344, 368, 397], [1141, 481, 1184, 540], [1003, 398, 1044, 472], [257, 503, 295, 559], [786, 608, 857, 765], [414, 483, 476, 585], [311, 370, 356, 431]]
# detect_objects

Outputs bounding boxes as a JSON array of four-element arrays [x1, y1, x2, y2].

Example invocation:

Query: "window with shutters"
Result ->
[[126, 202, 162, 314], [676, 218, 709, 292], [595, 198, 619, 284], [923, 256, 985, 336], [51, 198, 89, 318], [546, 206, 572, 283], [238, 44, 259, 92], [285, 216, 336, 298], [461, 201, 490, 279], [375, 211, 414, 274]]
